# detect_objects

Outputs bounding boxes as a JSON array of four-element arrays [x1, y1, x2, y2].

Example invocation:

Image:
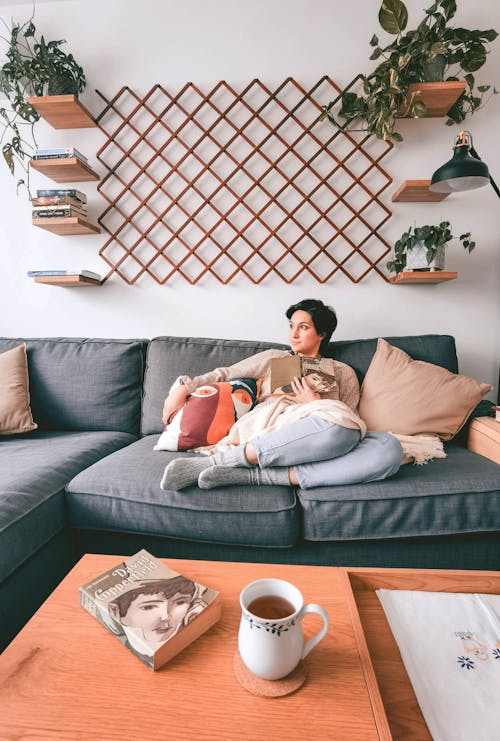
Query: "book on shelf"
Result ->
[[32, 202, 87, 215], [32, 207, 88, 219], [28, 270, 102, 281], [80, 549, 221, 670], [34, 147, 88, 163], [270, 355, 338, 397], [32, 195, 86, 209], [36, 188, 87, 203]]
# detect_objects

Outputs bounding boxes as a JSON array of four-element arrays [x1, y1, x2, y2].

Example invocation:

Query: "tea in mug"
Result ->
[[247, 595, 295, 620]]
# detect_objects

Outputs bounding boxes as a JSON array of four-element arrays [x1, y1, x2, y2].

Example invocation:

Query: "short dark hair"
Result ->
[[110, 576, 196, 619], [286, 299, 337, 354]]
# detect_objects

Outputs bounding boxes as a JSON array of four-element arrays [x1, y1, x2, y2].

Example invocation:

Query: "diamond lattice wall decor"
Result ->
[[95, 76, 393, 284]]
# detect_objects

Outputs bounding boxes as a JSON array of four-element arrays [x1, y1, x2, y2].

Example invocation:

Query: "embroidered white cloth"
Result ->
[[376, 589, 500, 741]]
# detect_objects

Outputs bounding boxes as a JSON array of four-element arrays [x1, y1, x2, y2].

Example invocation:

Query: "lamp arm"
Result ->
[[470, 146, 500, 199]]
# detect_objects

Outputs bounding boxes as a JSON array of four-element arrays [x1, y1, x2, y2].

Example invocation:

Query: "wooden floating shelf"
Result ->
[[392, 179, 450, 202], [28, 95, 96, 129], [30, 157, 99, 183], [399, 81, 466, 118], [33, 275, 102, 287], [389, 271, 457, 284], [32, 216, 100, 235]]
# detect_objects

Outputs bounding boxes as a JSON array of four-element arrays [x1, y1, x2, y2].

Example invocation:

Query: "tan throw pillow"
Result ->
[[0, 344, 38, 435], [359, 338, 492, 440]]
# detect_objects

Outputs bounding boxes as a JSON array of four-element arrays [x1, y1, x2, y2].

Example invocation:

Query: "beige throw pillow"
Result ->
[[359, 338, 492, 440], [0, 344, 37, 435]]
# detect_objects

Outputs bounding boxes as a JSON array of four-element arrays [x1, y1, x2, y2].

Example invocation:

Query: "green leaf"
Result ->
[[440, 0, 457, 21], [378, 0, 408, 35], [411, 100, 428, 118], [477, 85, 490, 93], [370, 34, 379, 46], [370, 48, 382, 60]]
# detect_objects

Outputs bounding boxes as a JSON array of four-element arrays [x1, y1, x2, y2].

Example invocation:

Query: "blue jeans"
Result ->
[[251, 415, 403, 489]]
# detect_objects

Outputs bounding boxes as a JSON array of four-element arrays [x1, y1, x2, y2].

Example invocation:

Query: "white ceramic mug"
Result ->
[[238, 577, 330, 680]]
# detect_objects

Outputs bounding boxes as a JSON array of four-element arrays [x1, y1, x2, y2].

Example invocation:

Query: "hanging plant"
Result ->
[[323, 0, 498, 142], [0, 7, 86, 192]]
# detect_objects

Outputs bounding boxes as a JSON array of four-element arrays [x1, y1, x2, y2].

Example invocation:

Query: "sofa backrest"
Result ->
[[141, 334, 457, 436], [142, 337, 288, 435], [0, 338, 148, 434], [329, 334, 458, 380]]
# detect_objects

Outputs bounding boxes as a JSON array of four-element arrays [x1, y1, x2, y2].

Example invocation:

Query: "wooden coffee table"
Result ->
[[0, 557, 381, 740], [1, 556, 499, 740]]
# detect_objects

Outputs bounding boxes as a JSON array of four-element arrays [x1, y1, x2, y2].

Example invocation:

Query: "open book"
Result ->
[[270, 355, 338, 398]]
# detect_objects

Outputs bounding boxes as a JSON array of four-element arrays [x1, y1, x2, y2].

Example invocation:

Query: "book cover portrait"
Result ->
[[80, 550, 220, 669]]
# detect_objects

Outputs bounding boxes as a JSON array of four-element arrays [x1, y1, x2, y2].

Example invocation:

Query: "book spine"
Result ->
[[36, 189, 87, 202], [32, 196, 85, 207], [32, 209, 78, 218], [35, 148, 87, 160], [32, 153, 88, 163]]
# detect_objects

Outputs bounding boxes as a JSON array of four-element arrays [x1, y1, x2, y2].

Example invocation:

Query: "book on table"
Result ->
[[80, 549, 221, 670], [270, 355, 338, 397]]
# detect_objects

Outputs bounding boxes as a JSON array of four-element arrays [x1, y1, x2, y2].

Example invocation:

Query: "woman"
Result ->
[[161, 299, 403, 491]]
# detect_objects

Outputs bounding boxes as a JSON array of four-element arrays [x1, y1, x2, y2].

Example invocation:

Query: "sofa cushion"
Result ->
[[154, 377, 261, 451], [0, 344, 37, 435], [66, 435, 300, 548], [0, 338, 148, 434], [359, 339, 492, 440], [297, 445, 500, 542], [0, 430, 136, 584], [142, 337, 287, 435]]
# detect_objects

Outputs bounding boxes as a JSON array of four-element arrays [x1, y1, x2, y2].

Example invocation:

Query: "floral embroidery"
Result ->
[[457, 656, 475, 670], [492, 648, 500, 660]]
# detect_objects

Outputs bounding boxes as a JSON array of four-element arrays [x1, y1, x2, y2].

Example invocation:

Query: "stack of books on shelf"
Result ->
[[32, 147, 89, 165], [32, 188, 88, 220], [28, 269, 103, 286]]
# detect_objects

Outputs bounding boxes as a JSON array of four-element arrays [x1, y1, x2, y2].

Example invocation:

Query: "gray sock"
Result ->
[[161, 456, 213, 491], [213, 445, 251, 467], [198, 465, 290, 489]]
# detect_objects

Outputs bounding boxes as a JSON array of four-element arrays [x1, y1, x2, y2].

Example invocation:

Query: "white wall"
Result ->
[[1, 0, 499, 397]]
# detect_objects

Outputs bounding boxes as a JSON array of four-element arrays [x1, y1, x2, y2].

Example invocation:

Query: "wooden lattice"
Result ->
[[95, 76, 393, 284]]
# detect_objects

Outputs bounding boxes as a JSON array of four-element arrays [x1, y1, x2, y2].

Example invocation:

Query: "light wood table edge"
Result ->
[[339, 568, 393, 741]]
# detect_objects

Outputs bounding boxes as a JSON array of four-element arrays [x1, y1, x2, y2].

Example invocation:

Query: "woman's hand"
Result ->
[[162, 385, 189, 426], [291, 376, 320, 403]]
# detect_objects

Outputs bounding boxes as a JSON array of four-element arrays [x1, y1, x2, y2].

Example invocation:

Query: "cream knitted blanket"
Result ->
[[204, 397, 446, 465]]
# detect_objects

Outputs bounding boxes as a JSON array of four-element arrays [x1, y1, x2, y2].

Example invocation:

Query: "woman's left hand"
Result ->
[[291, 376, 320, 403]]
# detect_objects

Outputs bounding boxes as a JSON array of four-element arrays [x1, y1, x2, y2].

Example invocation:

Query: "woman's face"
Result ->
[[288, 310, 323, 357]]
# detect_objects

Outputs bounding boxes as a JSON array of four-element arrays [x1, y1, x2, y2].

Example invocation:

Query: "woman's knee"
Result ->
[[364, 432, 403, 478]]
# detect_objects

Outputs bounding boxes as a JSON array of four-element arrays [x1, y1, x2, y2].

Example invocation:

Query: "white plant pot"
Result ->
[[404, 243, 445, 271]]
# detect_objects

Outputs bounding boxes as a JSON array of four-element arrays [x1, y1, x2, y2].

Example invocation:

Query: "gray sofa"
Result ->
[[1, 334, 498, 652]]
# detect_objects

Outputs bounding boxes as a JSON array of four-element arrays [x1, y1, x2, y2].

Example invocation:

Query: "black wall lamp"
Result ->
[[429, 131, 500, 198], [430, 130, 500, 406]]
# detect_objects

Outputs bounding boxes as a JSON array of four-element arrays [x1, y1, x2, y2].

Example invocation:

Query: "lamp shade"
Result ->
[[429, 131, 491, 193]]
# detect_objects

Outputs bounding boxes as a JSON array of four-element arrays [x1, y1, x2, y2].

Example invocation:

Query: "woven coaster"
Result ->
[[233, 651, 308, 697]]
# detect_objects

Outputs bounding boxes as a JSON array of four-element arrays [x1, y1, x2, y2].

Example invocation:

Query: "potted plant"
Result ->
[[0, 10, 86, 189], [323, 0, 498, 142], [386, 220, 475, 273]]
